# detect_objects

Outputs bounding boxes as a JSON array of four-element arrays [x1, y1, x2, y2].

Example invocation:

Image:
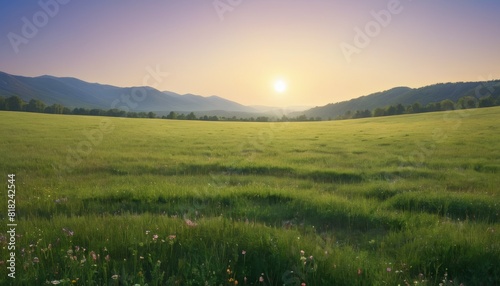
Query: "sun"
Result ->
[[274, 79, 287, 93]]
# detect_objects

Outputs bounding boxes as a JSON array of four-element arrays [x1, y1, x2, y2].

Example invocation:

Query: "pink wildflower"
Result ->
[[90, 251, 97, 261], [185, 219, 197, 227]]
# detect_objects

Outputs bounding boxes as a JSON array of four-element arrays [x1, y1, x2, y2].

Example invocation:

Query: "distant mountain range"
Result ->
[[0, 71, 259, 114], [1, 71, 499, 118]]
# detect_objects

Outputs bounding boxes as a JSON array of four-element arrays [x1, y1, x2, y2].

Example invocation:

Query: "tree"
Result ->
[[45, 104, 65, 114], [296, 115, 307, 121], [426, 102, 442, 112], [478, 96, 495, 108], [342, 110, 352, 119], [186, 112, 196, 120], [385, 105, 397, 116], [147, 112, 156, 118], [440, 99, 455, 111], [72, 107, 89, 115], [411, 102, 423, 113], [166, 111, 177, 119], [0, 96, 5, 110], [373, 107, 385, 117], [457, 96, 478, 109], [106, 108, 126, 117], [395, 103, 406, 115], [26, 99, 46, 113], [5, 96, 25, 111], [63, 107, 71, 114], [353, 110, 371, 119], [256, 116, 269, 122], [89, 109, 105, 116]]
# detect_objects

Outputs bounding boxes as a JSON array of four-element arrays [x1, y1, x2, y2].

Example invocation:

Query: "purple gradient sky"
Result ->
[[1, 0, 499, 107]]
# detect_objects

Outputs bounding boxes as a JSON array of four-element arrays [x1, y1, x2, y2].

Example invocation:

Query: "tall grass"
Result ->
[[0, 108, 499, 285]]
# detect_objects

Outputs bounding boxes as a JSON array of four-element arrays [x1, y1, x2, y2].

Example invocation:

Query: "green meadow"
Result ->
[[0, 107, 499, 285]]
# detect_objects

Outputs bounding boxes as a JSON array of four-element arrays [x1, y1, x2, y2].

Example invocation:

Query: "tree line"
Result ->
[[335, 95, 500, 120], [0, 95, 322, 122], [1, 93, 499, 122], [0, 95, 157, 118], [162, 111, 322, 122]]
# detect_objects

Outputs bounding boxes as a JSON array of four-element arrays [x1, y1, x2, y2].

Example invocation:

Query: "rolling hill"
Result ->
[[0, 71, 257, 113], [294, 80, 500, 119], [1, 71, 499, 119]]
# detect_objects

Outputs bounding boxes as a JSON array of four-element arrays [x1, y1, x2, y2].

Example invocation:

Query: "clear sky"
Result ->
[[1, 0, 499, 107]]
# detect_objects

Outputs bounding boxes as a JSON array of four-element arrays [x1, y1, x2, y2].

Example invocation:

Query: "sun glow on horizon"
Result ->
[[274, 79, 287, 93]]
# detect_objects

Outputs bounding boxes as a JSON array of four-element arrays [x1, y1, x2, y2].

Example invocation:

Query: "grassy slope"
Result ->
[[0, 108, 499, 285]]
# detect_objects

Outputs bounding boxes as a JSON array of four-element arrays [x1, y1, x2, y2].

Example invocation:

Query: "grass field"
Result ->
[[0, 107, 499, 285]]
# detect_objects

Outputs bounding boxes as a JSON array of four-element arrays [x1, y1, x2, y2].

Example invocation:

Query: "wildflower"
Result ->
[[259, 276, 264, 282], [51, 280, 61, 285], [234, 280, 239, 285], [301, 283, 306, 286], [185, 219, 197, 227], [145, 230, 150, 235], [168, 234, 176, 240], [387, 267, 392, 272], [62, 228, 74, 236], [111, 274, 119, 280], [90, 251, 97, 261], [153, 234, 159, 241], [105, 255, 110, 262], [33, 257, 39, 263], [71, 280, 77, 284], [300, 250, 305, 256], [241, 250, 246, 255], [357, 268, 362, 275]]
